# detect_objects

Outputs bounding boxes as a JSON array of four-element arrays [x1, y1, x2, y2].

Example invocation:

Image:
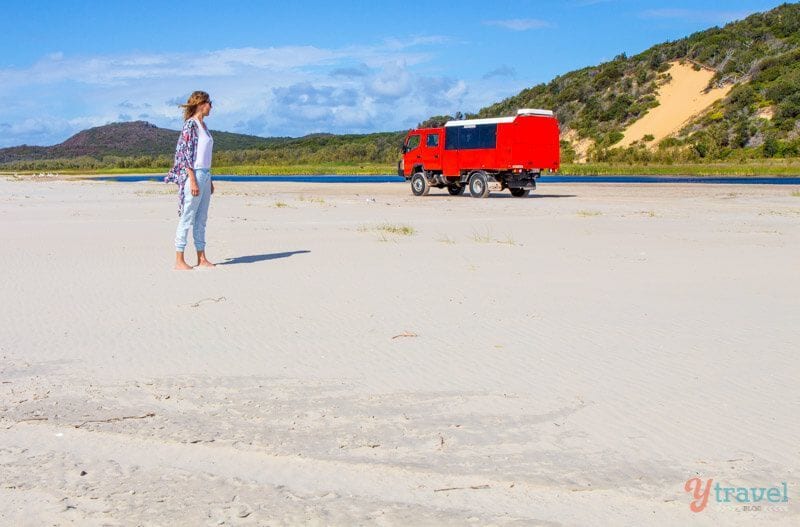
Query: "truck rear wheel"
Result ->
[[447, 184, 465, 196], [469, 172, 490, 198], [411, 172, 430, 196], [510, 188, 530, 197]]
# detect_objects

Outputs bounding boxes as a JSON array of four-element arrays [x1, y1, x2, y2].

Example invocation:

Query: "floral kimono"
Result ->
[[165, 119, 199, 216]]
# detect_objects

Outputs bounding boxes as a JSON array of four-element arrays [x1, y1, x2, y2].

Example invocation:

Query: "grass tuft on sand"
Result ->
[[377, 223, 415, 236], [359, 223, 415, 239], [577, 209, 603, 217]]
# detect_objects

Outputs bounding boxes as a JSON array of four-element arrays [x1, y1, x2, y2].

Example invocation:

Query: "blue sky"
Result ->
[[0, 0, 788, 147]]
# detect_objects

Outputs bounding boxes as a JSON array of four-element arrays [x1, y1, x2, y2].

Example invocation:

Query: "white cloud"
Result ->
[[329, 64, 370, 78], [483, 19, 552, 31], [382, 35, 451, 50], [0, 38, 529, 147], [483, 65, 517, 79], [367, 61, 413, 99]]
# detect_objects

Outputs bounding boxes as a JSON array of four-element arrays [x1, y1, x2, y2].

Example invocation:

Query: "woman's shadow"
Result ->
[[220, 250, 310, 265]]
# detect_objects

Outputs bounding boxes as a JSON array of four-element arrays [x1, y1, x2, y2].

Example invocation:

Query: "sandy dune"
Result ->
[[618, 61, 733, 148], [562, 129, 594, 163], [1, 177, 799, 525]]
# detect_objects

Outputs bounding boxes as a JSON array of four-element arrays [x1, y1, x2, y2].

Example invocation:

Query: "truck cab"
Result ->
[[400, 127, 443, 176]]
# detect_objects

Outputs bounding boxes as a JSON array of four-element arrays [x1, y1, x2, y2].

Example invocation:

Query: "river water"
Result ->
[[92, 174, 800, 185]]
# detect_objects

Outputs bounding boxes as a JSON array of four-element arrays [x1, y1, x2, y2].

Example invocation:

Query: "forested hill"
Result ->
[[0, 121, 290, 163], [469, 2, 800, 161], [0, 120, 405, 171]]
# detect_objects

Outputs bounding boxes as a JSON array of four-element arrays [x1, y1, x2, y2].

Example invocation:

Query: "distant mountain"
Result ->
[[0, 121, 289, 163], [0, 119, 405, 171]]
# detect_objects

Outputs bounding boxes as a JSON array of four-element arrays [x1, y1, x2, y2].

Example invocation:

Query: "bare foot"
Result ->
[[174, 261, 193, 270], [196, 251, 215, 268]]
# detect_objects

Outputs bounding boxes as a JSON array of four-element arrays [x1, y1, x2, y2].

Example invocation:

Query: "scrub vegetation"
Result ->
[[474, 2, 800, 164]]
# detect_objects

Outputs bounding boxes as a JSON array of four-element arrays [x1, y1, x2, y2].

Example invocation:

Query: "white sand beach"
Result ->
[[1, 176, 799, 525]]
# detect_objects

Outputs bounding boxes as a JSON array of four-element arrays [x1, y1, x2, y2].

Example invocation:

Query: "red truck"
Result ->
[[399, 109, 560, 197]]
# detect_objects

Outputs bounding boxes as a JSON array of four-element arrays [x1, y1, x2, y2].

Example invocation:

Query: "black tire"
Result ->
[[411, 172, 430, 196], [468, 172, 490, 198], [447, 184, 465, 196], [510, 188, 530, 197]]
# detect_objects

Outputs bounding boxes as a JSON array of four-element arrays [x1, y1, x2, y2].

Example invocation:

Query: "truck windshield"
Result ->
[[406, 135, 420, 151]]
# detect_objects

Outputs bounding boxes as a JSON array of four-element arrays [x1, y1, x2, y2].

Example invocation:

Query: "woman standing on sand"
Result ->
[[165, 90, 215, 270]]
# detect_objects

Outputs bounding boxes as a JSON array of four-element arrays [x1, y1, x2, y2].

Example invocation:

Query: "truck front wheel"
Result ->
[[468, 172, 490, 198], [411, 172, 430, 196]]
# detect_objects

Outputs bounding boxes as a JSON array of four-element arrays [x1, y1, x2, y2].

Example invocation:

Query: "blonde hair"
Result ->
[[180, 91, 211, 120]]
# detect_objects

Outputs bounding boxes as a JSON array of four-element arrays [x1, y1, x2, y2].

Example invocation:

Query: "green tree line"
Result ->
[[2, 132, 407, 172]]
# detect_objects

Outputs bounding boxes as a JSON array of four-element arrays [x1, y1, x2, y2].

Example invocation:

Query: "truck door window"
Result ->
[[406, 135, 420, 151], [426, 134, 439, 147]]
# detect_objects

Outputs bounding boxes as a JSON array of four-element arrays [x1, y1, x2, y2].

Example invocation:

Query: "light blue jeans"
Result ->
[[175, 168, 212, 252]]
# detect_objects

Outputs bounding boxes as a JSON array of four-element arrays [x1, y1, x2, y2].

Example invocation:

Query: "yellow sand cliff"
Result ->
[[618, 61, 733, 148]]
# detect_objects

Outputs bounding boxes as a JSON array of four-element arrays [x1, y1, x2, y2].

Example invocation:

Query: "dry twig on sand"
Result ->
[[433, 485, 491, 493], [3, 417, 49, 429], [188, 296, 226, 308], [73, 412, 156, 428]]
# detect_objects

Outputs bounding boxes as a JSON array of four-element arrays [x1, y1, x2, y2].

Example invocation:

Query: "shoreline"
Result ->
[[4, 159, 800, 179], [5, 172, 800, 186]]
